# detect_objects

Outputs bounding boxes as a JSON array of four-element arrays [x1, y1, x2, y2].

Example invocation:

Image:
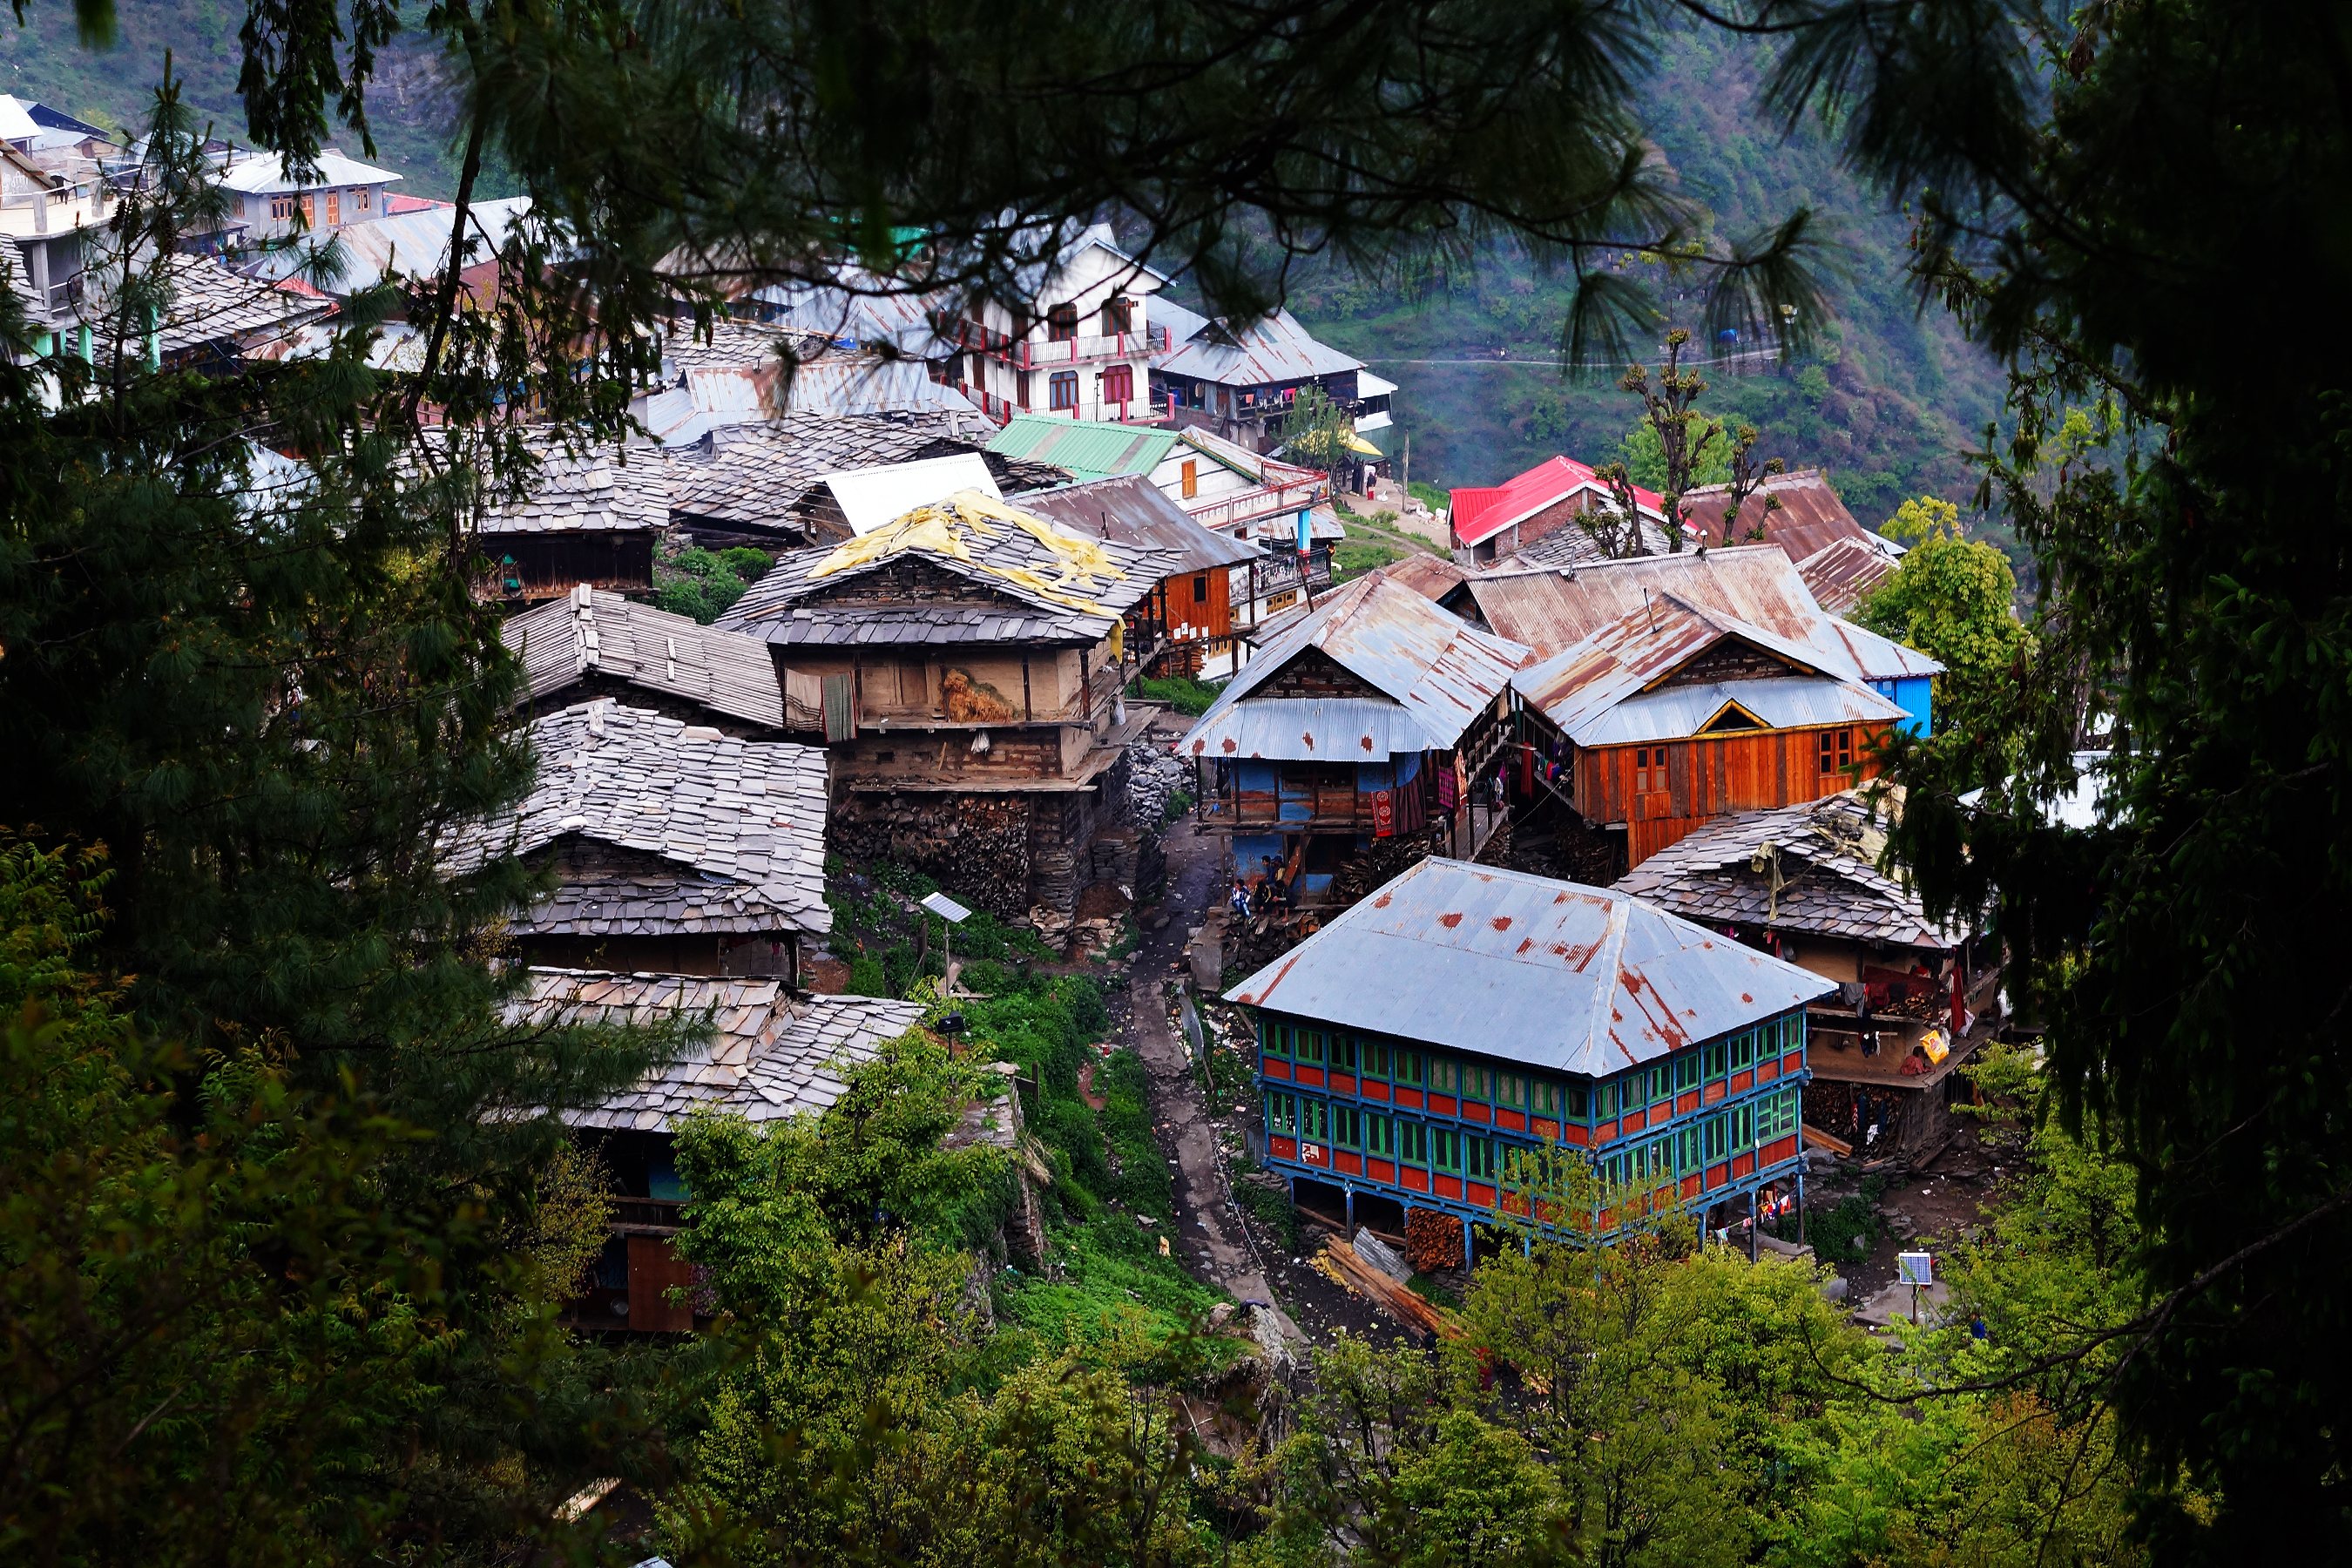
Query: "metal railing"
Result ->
[[950, 318, 1168, 368]]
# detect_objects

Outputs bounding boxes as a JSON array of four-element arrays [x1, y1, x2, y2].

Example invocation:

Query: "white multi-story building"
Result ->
[[942, 223, 1168, 426], [215, 148, 402, 242]]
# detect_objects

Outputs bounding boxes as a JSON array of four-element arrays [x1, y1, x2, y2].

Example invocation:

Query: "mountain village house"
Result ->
[[715, 489, 1166, 916], [1179, 572, 1531, 903], [1228, 857, 1832, 1267]]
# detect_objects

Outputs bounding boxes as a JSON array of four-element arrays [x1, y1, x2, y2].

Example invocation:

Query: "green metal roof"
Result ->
[[985, 414, 1183, 482]]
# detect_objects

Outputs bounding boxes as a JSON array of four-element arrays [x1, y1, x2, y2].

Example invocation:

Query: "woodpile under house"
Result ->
[[504, 585, 786, 735], [444, 700, 831, 977], [715, 488, 1169, 918], [1615, 789, 2002, 1166]]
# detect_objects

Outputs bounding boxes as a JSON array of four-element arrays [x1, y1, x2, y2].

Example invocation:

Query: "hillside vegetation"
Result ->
[[1288, 26, 2004, 524]]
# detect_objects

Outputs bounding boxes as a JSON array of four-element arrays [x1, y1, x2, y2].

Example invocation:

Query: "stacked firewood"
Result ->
[[1404, 1206, 1465, 1274], [829, 794, 1035, 917], [1328, 828, 1439, 908]]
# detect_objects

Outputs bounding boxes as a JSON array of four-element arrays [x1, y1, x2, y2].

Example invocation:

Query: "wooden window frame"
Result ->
[[1046, 303, 1080, 341], [1100, 296, 1134, 335], [1103, 363, 1134, 403], [1048, 370, 1079, 410], [1819, 727, 1855, 776], [1180, 459, 1199, 499]]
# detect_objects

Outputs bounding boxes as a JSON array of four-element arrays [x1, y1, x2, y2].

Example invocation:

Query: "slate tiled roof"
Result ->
[[511, 969, 926, 1130], [1614, 791, 1964, 950], [479, 446, 669, 535], [1150, 298, 1361, 387], [719, 489, 1166, 648], [504, 586, 785, 729], [666, 411, 987, 531], [1016, 473, 1261, 574], [1500, 514, 1675, 567], [446, 701, 830, 936]]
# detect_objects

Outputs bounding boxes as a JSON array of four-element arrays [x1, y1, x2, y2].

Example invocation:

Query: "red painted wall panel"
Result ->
[[1429, 1094, 1458, 1117], [1266, 1058, 1291, 1080], [1329, 1072, 1355, 1096], [1363, 1080, 1391, 1101], [1297, 1066, 1326, 1089], [1497, 1108, 1528, 1132], [1369, 1159, 1396, 1182], [1396, 1088, 1423, 1111], [1467, 1181, 1497, 1207], [1402, 1166, 1430, 1192], [1272, 1135, 1298, 1159], [1761, 1134, 1799, 1166], [1337, 1151, 1362, 1175], [1463, 1102, 1491, 1124], [1435, 1174, 1464, 1200]]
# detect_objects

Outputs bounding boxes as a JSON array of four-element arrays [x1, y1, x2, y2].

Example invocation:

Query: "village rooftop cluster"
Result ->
[[3, 99, 2002, 1323]]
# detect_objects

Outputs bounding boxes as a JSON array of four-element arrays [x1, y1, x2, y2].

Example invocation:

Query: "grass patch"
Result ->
[[1335, 538, 1404, 581], [1408, 480, 1450, 512], [653, 545, 772, 624], [1406, 1272, 1462, 1310], [1129, 673, 1223, 716]]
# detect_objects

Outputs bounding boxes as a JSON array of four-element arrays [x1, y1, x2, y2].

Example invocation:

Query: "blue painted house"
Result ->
[[1226, 856, 1837, 1267]]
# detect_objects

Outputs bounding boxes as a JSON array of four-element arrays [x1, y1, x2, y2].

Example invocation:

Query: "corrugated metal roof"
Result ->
[[1574, 675, 1909, 747], [1017, 473, 1262, 573], [1180, 696, 1450, 760], [1450, 456, 1665, 548], [1151, 300, 1362, 387], [1679, 468, 1881, 563], [1181, 574, 1531, 760], [1224, 856, 1836, 1076], [1511, 591, 1909, 746], [1380, 553, 1472, 603], [1617, 790, 1963, 950], [1469, 546, 1937, 681], [985, 414, 1183, 481], [1790, 536, 1899, 617], [215, 147, 402, 193]]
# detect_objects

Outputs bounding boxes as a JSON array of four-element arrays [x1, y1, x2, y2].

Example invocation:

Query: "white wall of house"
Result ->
[[959, 235, 1162, 424]]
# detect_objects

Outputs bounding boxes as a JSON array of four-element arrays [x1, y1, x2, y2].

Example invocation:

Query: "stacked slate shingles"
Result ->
[[479, 447, 669, 536], [513, 968, 924, 1130], [1614, 790, 1958, 949], [667, 413, 972, 533], [446, 701, 830, 937], [504, 586, 785, 729]]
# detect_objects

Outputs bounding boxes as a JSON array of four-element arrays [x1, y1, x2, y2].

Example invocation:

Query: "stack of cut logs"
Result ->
[[1405, 1206, 1465, 1274], [830, 794, 1035, 917]]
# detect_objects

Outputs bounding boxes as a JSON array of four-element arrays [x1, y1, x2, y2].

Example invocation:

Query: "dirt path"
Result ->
[[1130, 815, 1299, 1333]]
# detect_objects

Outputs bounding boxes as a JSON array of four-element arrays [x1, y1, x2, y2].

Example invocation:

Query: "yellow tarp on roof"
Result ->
[[805, 488, 1128, 617]]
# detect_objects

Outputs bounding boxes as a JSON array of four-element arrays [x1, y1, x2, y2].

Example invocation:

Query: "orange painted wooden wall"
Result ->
[[1165, 568, 1233, 639], [1571, 727, 1891, 867]]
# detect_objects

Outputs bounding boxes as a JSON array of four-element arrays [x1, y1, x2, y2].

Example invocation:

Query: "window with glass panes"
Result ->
[[1266, 1092, 1297, 1132], [1463, 1062, 1493, 1103], [1333, 1105, 1362, 1148], [1465, 1137, 1497, 1180], [1703, 1039, 1728, 1078], [1365, 1113, 1398, 1158], [1362, 1040, 1391, 1081], [1329, 1034, 1358, 1073], [1500, 1073, 1529, 1110], [1396, 1051, 1425, 1088], [1263, 1022, 1288, 1060], [1674, 1051, 1702, 1093], [1730, 1027, 1756, 1071], [1428, 1057, 1461, 1095], [1295, 1030, 1325, 1067], [1398, 1119, 1429, 1164], [1300, 1098, 1332, 1142], [1433, 1128, 1464, 1173]]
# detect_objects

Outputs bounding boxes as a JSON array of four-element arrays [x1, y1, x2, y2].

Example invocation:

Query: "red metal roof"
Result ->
[[1449, 456, 1663, 548]]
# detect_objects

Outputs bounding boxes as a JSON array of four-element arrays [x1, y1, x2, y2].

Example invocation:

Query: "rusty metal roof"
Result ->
[[1016, 473, 1261, 575], [1511, 592, 1909, 747], [1379, 553, 1473, 603], [1617, 790, 1965, 950], [1180, 573, 1531, 760], [1678, 468, 1878, 558], [1224, 856, 1835, 1076], [1789, 536, 1899, 617], [1469, 545, 1937, 681]]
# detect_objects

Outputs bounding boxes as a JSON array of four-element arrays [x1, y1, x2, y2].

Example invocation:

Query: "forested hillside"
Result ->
[[0, 1, 485, 198], [10, 13, 1986, 526], [1288, 25, 2004, 522]]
